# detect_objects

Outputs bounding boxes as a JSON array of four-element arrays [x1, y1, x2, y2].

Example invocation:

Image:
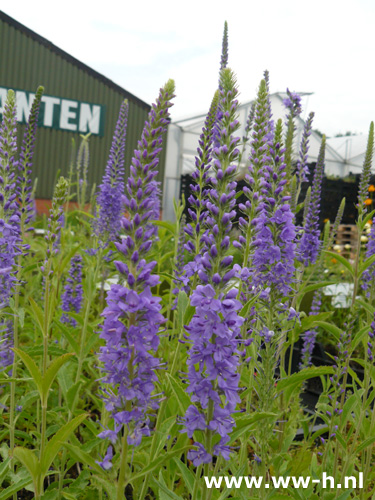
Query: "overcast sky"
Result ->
[[3, 0, 374, 137]]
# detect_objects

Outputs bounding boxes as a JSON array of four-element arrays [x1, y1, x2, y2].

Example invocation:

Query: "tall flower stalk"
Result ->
[[183, 69, 244, 480], [95, 100, 129, 243], [298, 136, 326, 266], [17, 86, 44, 238], [61, 255, 83, 326], [98, 80, 175, 500]]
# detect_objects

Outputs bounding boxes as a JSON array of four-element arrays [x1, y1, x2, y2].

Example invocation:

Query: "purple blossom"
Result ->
[[0, 90, 20, 370], [283, 88, 302, 117], [296, 112, 314, 183], [362, 217, 375, 297], [0, 321, 13, 370], [245, 119, 296, 294], [17, 86, 43, 232], [182, 69, 243, 465], [188, 442, 212, 466], [300, 289, 322, 368], [61, 255, 83, 327], [298, 136, 326, 266], [98, 80, 175, 447], [96, 446, 113, 471], [95, 100, 129, 242]]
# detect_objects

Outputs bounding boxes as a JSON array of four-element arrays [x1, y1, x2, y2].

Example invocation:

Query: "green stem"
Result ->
[[138, 399, 168, 500], [9, 255, 21, 498], [192, 464, 203, 500], [117, 426, 129, 500]]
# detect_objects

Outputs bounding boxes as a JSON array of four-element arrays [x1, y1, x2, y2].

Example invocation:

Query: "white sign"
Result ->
[[0, 87, 105, 136]]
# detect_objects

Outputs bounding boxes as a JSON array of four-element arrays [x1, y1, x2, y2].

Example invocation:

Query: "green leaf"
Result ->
[[66, 381, 82, 412], [130, 445, 191, 482], [324, 250, 354, 276], [18, 307, 25, 328], [240, 294, 260, 318], [29, 297, 46, 336], [63, 443, 103, 474], [55, 320, 79, 354], [158, 272, 175, 284], [362, 209, 375, 229], [356, 436, 375, 453], [153, 220, 176, 234], [276, 366, 335, 393], [13, 348, 43, 398], [42, 353, 74, 405], [297, 281, 336, 306], [151, 472, 184, 500], [0, 457, 10, 484], [57, 245, 82, 276], [359, 254, 375, 277], [13, 447, 40, 483], [173, 457, 195, 495], [165, 373, 191, 414], [91, 476, 116, 500], [40, 413, 87, 476], [176, 291, 189, 331], [356, 298, 374, 316], [0, 477, 33, 500], [230, 412, 277, 443], [313, 321, 342, 341], [352, 325, 370, 351]]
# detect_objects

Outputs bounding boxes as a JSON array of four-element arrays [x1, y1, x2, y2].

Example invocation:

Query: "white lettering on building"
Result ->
[[16, 91, 35, 122], [0, 88, 7, 115], [79, 103, 101, 134], [42, 96, 61, 127], [60, 100, 78, 131]]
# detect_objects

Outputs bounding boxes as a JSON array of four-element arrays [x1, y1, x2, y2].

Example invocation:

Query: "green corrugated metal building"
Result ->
[[0, 10, 159, 201]]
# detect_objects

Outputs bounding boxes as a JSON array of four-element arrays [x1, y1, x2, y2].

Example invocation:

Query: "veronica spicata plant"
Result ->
[[95, 99, 129, 243], [182, 68, 244, 468], [97, 80, 175, 499]]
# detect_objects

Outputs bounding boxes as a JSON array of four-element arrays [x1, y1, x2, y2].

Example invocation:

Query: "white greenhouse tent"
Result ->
[[162, 92, 368, 221]]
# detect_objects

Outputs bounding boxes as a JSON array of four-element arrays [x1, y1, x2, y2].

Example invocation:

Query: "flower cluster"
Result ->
[[0, 90, 20, 370], [250, 120, 296, 294], [300, 289, 322, 368], [183, 69, 243, 465], [296, 112, 314, 183], [61, 255, 83, 326], [17, 86, 44, 233], [283, 88, 302, 117], [185, 285, 243, 465], [367, 312, 375, 363], [98, 81, 175, 450], [0, 90, 20, 310], [95, 100, 129, 242], [298, 136, 326, 266], [362, 217, 375, 297]]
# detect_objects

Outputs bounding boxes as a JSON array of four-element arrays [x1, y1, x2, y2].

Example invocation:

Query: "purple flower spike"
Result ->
[[0, 90, 21, 370], [283, 88, 302, 117], [17, 86, 44, 233], [61, 255, 83, 327], [298, 136, 326, 266], [300, 289, 322, 368], [296, 112, 314, 183], [98, 80, 175, 447], [182, 69, 243, 464], [250, 119, 297, 294], [95, 100, 129, 242], [362, 216, 375, 297]]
